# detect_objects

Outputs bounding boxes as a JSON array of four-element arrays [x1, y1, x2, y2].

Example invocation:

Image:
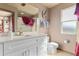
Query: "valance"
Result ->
[[22, 16, 34, 26]]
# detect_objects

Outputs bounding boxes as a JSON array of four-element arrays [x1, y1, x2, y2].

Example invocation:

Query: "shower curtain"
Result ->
[[75, 3, 79, 56], [75, 43, 79, 56]]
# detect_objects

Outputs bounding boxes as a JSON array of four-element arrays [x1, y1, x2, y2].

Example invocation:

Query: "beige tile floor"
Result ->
[[48, 50, 74, 56]]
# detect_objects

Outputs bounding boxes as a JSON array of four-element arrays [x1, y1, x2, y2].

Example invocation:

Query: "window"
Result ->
[[0, 17, 3, 32], [61, 5, 77, 35], [61, 20, 77, 35], [0, 10, 12, 33], [0, 16, 10, 32]]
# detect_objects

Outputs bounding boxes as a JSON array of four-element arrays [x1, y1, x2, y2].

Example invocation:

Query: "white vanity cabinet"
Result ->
[[28, 45, 37, 56], [5, 49, 26, 56], [3, 38, 37, 56], [0, 35, 48, 56], [37, 37, 48, 56], [0, 44, 3, 56]]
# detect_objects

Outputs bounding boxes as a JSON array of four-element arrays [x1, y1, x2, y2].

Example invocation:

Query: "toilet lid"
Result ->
[[48, 42, 59, 48]]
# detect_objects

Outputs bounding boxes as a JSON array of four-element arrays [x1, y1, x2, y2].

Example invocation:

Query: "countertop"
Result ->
[[0, 33, 48, 43]]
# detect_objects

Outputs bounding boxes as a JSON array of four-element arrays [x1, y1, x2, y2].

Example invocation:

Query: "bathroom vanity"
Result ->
[[0, 35, 48, 56]]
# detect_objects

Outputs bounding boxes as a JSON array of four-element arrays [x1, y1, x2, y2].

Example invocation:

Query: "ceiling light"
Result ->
[[20, 12, 24, 15], [21, 3, 26, 7]]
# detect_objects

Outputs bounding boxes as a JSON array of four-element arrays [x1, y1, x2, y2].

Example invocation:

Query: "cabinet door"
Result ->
[[28, 45, 37, 56], [24, 50, 29, 56], [0, 44, 3, 56], [38, 45, 47, 56], [5, 50, 25, 56], [37, 37, 48, 56]]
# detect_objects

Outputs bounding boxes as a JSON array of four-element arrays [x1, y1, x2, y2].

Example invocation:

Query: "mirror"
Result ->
[[14, 4, 39, 33]]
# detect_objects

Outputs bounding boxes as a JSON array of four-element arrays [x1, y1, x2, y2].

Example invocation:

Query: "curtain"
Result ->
[[22, 16, 34, 26], [12, 14, 15, 32], [75, 3, 79, 19], [75, 43, 79, 56], [75, 3, 79, 56]]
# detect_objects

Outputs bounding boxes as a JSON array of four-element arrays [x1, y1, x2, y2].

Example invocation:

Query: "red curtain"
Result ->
[[75, 3, 79, 56], [22, 16, 34, 26], [75, 43, 79, 56], [75, 3, 79, 19], [12, 14, 15, 32]]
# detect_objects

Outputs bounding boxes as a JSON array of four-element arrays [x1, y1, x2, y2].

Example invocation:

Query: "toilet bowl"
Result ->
[[47, 42, 59, 54]]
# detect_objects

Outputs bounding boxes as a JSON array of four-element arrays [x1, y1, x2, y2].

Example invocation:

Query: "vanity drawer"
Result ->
[[4, 38, 37, 55]]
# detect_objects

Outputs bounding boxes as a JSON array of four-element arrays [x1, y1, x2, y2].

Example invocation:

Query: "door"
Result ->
[[28, 46, 37, 56]]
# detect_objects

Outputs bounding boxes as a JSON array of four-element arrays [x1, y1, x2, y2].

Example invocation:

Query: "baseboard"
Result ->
[[57, 48, 75, 56]]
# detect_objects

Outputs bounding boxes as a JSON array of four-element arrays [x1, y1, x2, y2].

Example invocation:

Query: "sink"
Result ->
[[24, 35, 32, 37], [12, 35, 32, 40]]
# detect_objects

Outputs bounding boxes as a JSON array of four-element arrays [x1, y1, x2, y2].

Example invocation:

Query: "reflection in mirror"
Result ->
[[15, 5, 39, 33], [0, 10, 12, 33]]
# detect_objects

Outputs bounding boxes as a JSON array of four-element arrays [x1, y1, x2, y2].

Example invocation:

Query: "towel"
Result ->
[[22, 16, 34, 26]]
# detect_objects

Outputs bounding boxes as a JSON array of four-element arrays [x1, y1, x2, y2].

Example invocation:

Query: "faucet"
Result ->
[[19, 31, 23, 36]]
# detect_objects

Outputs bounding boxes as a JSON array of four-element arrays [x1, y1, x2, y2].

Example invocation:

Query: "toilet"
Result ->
[[47, 42, 59, 54]]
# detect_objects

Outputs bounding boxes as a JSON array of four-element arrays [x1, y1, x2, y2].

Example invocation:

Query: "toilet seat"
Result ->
[[48, 42, 59, 48], [47, 42, 59, 54]]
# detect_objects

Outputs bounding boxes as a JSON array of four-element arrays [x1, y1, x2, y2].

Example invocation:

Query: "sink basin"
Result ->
[[24, 35, 32, 37]]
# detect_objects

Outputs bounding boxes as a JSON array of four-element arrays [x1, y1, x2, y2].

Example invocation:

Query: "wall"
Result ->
[[77, 22, 79, 43], [48, 3, 76, 54], [0, 4, 17, 12]]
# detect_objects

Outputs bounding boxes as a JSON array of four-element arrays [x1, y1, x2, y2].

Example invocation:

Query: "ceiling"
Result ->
[[7, 3, 59, 16], [7, 3, 39, 15], [41, 3, 59, 8], [0, 10, 12, 16]]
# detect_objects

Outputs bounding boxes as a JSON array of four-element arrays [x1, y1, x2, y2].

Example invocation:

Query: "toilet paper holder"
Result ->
[[64, 40, 70, 44]]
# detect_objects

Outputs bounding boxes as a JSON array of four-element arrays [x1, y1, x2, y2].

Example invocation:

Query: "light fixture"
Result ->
[[20, 12, 24, 15], [21, 3, 26, 7]]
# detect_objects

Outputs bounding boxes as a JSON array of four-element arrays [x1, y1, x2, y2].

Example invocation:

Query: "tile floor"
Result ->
[[48, 50, 74, 56]]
